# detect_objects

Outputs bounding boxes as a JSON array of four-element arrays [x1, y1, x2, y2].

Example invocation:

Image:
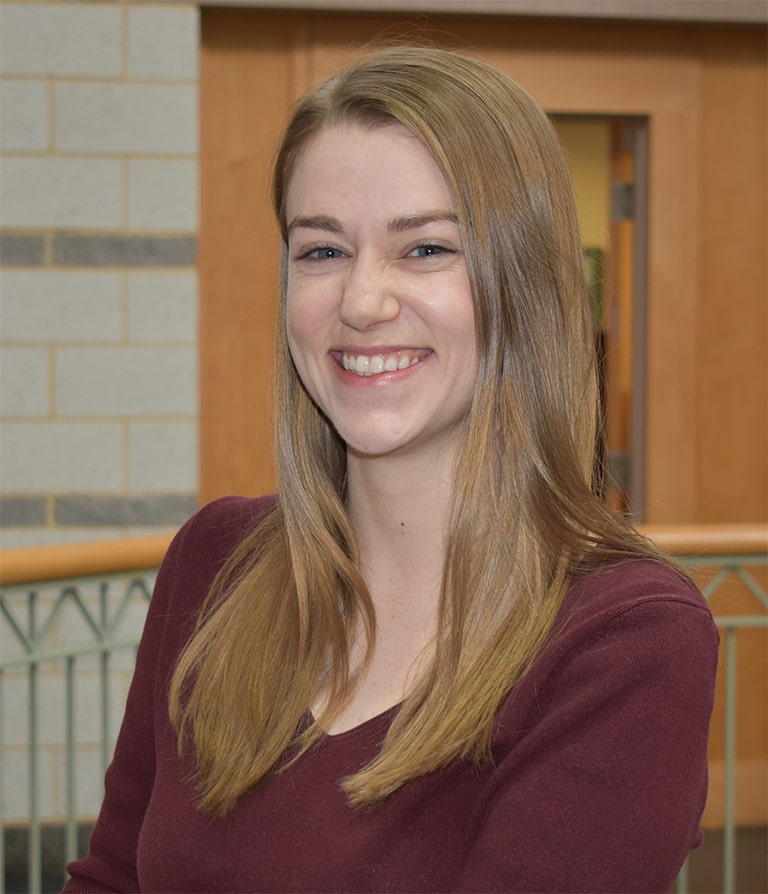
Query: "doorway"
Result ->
[[554, 116, 649, 518]]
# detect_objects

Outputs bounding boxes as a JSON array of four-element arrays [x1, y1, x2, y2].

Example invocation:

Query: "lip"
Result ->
[[333, 345, 432, 357]]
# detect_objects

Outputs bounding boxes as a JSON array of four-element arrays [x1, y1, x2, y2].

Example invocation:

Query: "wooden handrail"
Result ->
[[638, 524, 768, 556], [0, 533, 173, 586], [1, 525, 766, 587]]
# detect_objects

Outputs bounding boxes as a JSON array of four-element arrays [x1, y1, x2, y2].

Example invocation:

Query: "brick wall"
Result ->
[[0, 2, 200, 548]]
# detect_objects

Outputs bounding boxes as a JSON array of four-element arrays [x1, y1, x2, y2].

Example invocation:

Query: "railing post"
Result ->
[[28, 591, 41, 894], [65, 655, 78, 876], [1, 668, 5, 894], [100, 583, 111, 781], [723, 625, 738, 894]]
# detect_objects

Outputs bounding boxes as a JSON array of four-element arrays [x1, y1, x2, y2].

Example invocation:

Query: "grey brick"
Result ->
[[1, 422, 122, 491], [56, 82, 196, 154], [0, 81, 48, 151], [54, 494, 197, 527], [0, 5, 121, 78], [1, 347, 49, 415], [52, 235, 197, 268], [1, 272, 122, 342], [56, 347, 197, 416], [128, 8, 198, 81], [0, 496, 47, 527], [0, 234, 45, 266], [1, 158, 122, 229]]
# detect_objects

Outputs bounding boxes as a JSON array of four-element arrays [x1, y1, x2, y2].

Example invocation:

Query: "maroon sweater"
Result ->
[[64, 495, 718, 893]]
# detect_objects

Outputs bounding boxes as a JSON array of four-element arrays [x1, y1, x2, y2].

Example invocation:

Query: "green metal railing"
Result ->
[[1, 569, 156, 894], [1, 530, 766, 894], [675, 555, 768, 894]]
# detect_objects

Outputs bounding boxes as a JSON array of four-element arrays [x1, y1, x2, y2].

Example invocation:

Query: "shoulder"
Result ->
[[498, 558, 719, 736], [554, 556, 718, 679], [179, 493, 278, 542], [555, 557, 719, 667], [476, 559, 718, 890], [149, 494, 278, 634], [560, 557, 713, 638], [163, 494, 278, 574]]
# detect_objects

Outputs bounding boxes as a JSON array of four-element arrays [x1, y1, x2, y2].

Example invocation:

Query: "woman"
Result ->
[[65, 47, 718, 893]]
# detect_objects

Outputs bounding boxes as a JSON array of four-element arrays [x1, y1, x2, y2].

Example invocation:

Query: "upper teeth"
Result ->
[[342, 352, 421, 376]]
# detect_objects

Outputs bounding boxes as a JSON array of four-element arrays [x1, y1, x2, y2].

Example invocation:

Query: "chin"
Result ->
[[331, 419, 415, 456], [345, 439, 412, 460]]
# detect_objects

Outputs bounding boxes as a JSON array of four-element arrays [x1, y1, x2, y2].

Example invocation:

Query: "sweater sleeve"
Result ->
[[62, 513, 194, 893], [453, 596, 719, 894]]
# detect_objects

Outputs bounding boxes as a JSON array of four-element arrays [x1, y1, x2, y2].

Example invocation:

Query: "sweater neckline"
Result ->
[[308, 702, 399, 743]]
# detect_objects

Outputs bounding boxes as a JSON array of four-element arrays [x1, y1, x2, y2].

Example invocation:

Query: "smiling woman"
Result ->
[[284, 123, 476, 465], [64, 47, 718, 894]]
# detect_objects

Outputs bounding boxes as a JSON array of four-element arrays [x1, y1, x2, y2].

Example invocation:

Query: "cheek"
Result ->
[[285, 289, 329, 386], [284, 300, 302, 349], [285, 318, 311, 383], [285, 276, 334, 336], [285, 287, 314, 351]]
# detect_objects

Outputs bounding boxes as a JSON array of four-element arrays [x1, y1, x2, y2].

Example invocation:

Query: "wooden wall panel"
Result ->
[[695, 28, 768, 523], [199, 10, 299, 501]]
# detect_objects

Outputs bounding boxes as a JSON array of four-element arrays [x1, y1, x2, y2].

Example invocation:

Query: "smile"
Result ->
[[340, 350, 428, 377]]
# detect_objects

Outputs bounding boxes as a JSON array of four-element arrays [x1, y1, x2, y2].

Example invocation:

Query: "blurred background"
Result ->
[[1, 1, 766, 891]]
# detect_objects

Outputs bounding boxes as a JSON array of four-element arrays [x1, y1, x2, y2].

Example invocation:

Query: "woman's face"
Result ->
[[284, 122, 477, 463]]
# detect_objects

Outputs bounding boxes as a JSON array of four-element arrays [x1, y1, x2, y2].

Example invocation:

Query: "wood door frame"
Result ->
[[200, 0, 768, 25], [461, 41, 700, 523]]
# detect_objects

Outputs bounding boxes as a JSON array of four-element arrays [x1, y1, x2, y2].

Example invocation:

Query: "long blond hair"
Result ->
[[170, 46, 660, 816]]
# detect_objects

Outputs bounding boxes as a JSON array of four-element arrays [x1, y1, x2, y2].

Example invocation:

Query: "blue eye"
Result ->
[[409, 244, 450, 258], [303, 246, 345, 260]]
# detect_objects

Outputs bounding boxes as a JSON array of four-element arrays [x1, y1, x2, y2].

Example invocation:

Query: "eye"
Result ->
[[297, 246, 347, 261], [407, 243, 453, 259]]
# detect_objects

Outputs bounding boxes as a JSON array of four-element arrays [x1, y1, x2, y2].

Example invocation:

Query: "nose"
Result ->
[[339, 257, 400, 331]]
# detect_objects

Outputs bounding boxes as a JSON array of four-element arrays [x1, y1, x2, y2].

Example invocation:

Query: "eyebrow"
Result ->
[[388, 211, 459, 233], [286, 214, 343, 237], [286, 211, 459, 237]]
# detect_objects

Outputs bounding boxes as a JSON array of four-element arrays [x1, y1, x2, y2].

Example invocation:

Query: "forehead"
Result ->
[[284, 122, 455, 221]]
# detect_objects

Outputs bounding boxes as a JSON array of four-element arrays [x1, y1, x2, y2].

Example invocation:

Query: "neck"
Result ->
[[345, 445, 457, 603], [313, 445, 456, 732]]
